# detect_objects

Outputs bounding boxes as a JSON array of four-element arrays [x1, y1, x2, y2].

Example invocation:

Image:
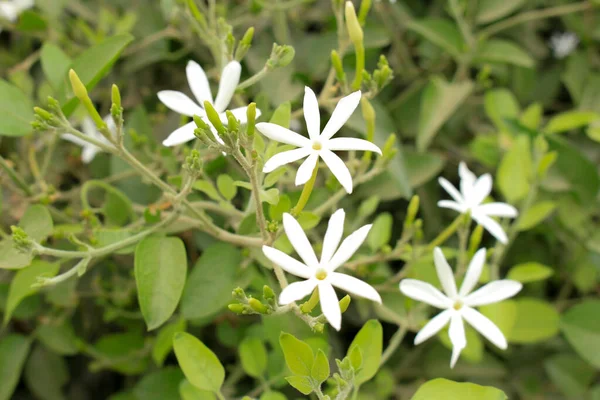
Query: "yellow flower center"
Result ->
[[315, 268, 327, 280], [312, 141, 322, 151], [453, 300, 463, 311]]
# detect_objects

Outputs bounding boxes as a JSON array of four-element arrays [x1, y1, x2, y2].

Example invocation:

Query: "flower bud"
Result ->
[[187, 0, 207, 28], [345, 2, 363, 45], [226, 110, 240, 132], [339, 295, 351, 313], [69, 69, 88, 100], [235, 27, 254, 60], [404, 195, 420, 230], [203, 101, 227, 136], [246, 103, 256, 139], [228, 303, 245, 314], [331, 50, 346, 83], [111, 84, 122, 109], [263, 285, 275, 300], [468, 224, 484, 257], [11, 226, 33, 253], [248, 298, 269, 314], [226, 32, 236, 58], [358, 0, 372, 25], [382, 133, 397, 160], [267, 44, 295, 69], [46, 96, 61, 114]]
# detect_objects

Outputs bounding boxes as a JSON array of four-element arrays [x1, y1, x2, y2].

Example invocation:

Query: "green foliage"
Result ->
[[239, 337, 268, 378], [560, 301, 600, 368], [173, 332, 225, 393], [347, 320, 382, 385], [0, 335, 31, 400], [411, 378, 507, 400]]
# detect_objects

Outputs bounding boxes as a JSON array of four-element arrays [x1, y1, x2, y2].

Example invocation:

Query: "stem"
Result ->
[[351, 42, 365, 91], [455, 221, 470, 278], [0, 156, 32, 195], [41, 132, 59, 178], [215, 391, 225, 400], [425, 213, 467, 252], [237, 66, 270, 90], [249, 164, 268, 241], [448, 0, 474, 47], [291, 164, 318, 216], [380, 325, 408, 366]]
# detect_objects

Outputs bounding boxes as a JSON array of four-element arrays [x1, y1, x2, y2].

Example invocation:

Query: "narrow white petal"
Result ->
[[477, 203, 518, 218], [470, 174, 492, 206], [303, 87, 321, 140], [326, 137, 382, 154], [327, 224, 371, 271], [295, 153, 319, 186], [320, 90, 361, 140], [438, 177, 464, 204], [329, 272, 381, 303], [227, 106, 262, 125], [458, 162, 476, 187], [162, 121, 197, 147], [81, 146, 100, 163], [433, 247, 458, 299], [437, 200, 465, 213], [461, 307, 507, 349], [263, 147, 310, 173], [463, 280, 522, 307], [282, 213, 319, 268], [458, 248, 486, 297], [279, 279, 318, 305], [321, 209, 345, 264], [61, 133, 89, 147], [414, 309, 452, 345], [318, 282, 341, 330], [256, 123, 310, 147], [0, 3, 19, 21], [158, 90, 204, 117], [81, 117, 97, 137], [474, 214, 508, 244], [262, 245, 312, 279], [320, 150, 353, 194], [214, 61, 241, 112], [186, 60, 213, 106], [103, 115, 117, 137], [449, 313, 466, 368], [399, 279, 452, 309]]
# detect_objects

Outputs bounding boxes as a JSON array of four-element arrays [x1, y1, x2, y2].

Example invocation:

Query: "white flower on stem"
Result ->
[[400, 247, 522, 368], [256, 87, 381, 194], [61, 116, 115, 163], [262, 209, 382, 330], [438, 162, 517, 244], [549, 32, 579, 59], [158, 60, 261, 147], [0, 0, 34, 24]]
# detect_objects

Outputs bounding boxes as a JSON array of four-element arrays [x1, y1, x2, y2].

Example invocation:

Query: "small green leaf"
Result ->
[[311, 349, 330, 384], [508, 298, 560, 343], [475, 0, 526, 24], [544, 353, 596, 398], [239, 337, 268, 378], [349, 345, 363, 371], [269, 101, 291, 128], [35, 321, 79, 355], [517, 201, 556, 231], [545, 111, 599, 134], [358, 196, 380, 218], [23, 344, 69, 400], [133, 367, 184, 400], [497, 135, 532, 203], [347, 319, 382, 385], [20, 204, 54, 242], [480, 301, 518, 338], [411, 378, 507, 400], [279, 332, 314, 376], [367, 212, 392, 251], [284, 376, 313, 395], [93, 332, 149, 375], [474, 39, 534, 68], [135, 236, 187, 330], [193, 180, 222, 201], [40, 42, 72, 91], [103, 189, 135, 226], [216, 175, 237, 201], [560, 300, 600, 368], [0, 335, 31, 400], [0, 78, 34, 137], [152, 319, 187, 366], [264, 168, 287, 188], [484, 89, 520, 131], [407, 18, 464, 57], [519, 103, 543, 130], [507, 262, 553, 284], [173, 332, 225, 392], [260, 391, 287, 400], [179, 379, 216, 400], [269, 195, 292, 221], [296, 212, 321, 230]]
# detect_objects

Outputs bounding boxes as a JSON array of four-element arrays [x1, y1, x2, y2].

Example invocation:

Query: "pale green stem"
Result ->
[[380, 325, 408, 366], [237, 66, 270, 90], [291, 164, 319, 216]]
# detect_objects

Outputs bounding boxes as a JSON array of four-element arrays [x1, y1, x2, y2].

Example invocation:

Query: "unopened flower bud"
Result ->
[[248, 298, 269, 314], [267, 44, 295, 69], [263, 285, 275, 300], [203, 101, 227, 136], [226, 110, 240, 132], [232, 287, 247, 302], [235, 27, 254, 60], [246, 103, 256, 138], [187, 0, 207, 28], [11, 226, 33, 253], [382, 133, 397, 159], [69, 69, 88, 100], [226, 32, 235, 58], [345, 2, 363, 45], [469, 224, 484, 257], [331, 50, 346, 83], [228, 304, 245, 314], [339, 295, 351, 313], [314, 322, 324, 333], [111, 84, 122, 109], [358, 0, 372, 25], [404, 195, 420, 230]]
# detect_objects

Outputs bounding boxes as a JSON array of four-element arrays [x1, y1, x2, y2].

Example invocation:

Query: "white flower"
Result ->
[[549, 32, 579, 59], [400, 247, 522, 368], [158, 60, 261, 147], [61, 116, 115, 163], [262, 209, 382, 330], [438, 162, 517, 244], [0, 0, 34, 24], [256, 87, 381, 194]]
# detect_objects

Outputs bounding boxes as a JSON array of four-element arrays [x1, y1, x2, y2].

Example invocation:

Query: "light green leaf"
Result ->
[[417, 76, 473, 151], [508, 298, 560, 343], [310, 349, 330, 384], [152, 319, 187, 366], [133, 367, 184, 400], [24, 345, 69, 400], [269, 195, 292, 221], [480, 300, 518, 338], [173, 332, 225, 392], [20, 204, 54, 242], [519, 103, 543, 130], [439, 326, 483, 363], [296, 212, 321, 230], [484, 89, 520, 131], [474, 39, 534, 68], [497, 135, 532, 203], [102, 189, 135, 227], [0, 79, 34, 137], [517, 201, 556, 231], [545, 111, 599, 134], [407, 18, 464, 57], [193, 180, 222, 201], [35, 321, 79, 355], [0, 334, 31, 400], [347, 319, 382, 385], [544, 354, 595, 398], [358, 196, 380, 218], [239, 337, 268, 378], [560, 300, 600, 368], [269, 101, 291, 128], [475, 0, 526, 24], [367, 212, 393, 251], [284, 376, 313, 395], [411, 378, 507, 400], [404, 150, 446, 188], [179, 379, 216, 400], [260, 391, 287, 400], [216, 174, 237, 201], [40, 43, 72, 91], [264, 167, 287, 188], [135, 236, 187, 330], [94, 230, 135, 254], [279, 332, 314, 376], [507, 262, 553, 284]]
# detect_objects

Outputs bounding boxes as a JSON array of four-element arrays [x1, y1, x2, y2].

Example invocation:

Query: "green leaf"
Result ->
[[517, 201, 556, 231], [358, 196, 380, 218], [347, 319, 382, 385], [260, 391, 287, 400], [475, 0, 526, 24], [216, 174, 237, 201], [63, 34, 134, 116], [269, 194, 292, 221], [296, 212, 321, 230], [4, 260, 60, 324], [133, 367, 184, 400], [367, 212, 393, 251], [405, 150, 446, 187], [173, 332, 225, 392], [519, 103, 543, 130], [480, 301, 518, 338], [193, 180, 222, 201], [93, 332, 149, 375], [484, 89, 520, 131], [24, 345, 69, 400], [152, 319, 187, 366], [284, 376, 313, 395], [239, 337, 268, 378], [181, 243, 241, 320], [179, 379, 217, 400], [474, 39, 534, 68], [269, 101, 291, 128], [507, 262, 553, 284], [560, 300, 600, 368], [0, 78, 34, 137], [279, 332, 314, 376], [349, 345, 363, 371], [417, 76, 473, 151], [508, 298, 560, 343], [411, 378, 507, 400], [35, 321, 79, 355], [545, 111, 599, 134], [103, 189, 135, 226], [497, 135, 531, 203], [407, 18, 464, 57], [135, 236, 187, 330], [0, 334, 31, 400], [20, 204, 54, 242], [40, 43, 72, 91], [310, 349, 330, 384], [544, 354, 595, 398]]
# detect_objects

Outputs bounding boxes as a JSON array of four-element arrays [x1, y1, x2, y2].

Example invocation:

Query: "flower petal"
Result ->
[[321, 209, 345, 264], [433, 247, 458, 299], [157, 90, 204, 117], [162, 121, 197, 147], [437, 200, 465, 213], [263, 147, 310, 173], [458, 162, 476, 188], [262, 245, 312, 279], [329, 272, 381, 303], [327, 224, 371, 271], [303, 87, 321, 140], [295, 153, 319, 186], [318, 282, 341, 330], [279, 279, 318, 305], [226, 106, 262, 125], [0, 3, 19, 21], [213, 60, 241, 112], [458, 248, 486, 297], [81, 145, 100, 164], [477, 202, 518, 218], [473, 214, 508, 244], [326, 137, 382, 154], [470, 173, 492, 206], [320, 90, 361, 140], [463, 280, 522, 307], [449, 312, 466, 368], [438, 177, 464, 204], [256, 123, 310, 147], [320, 150, 353, 193], [414, 309, 452, 345], [461, 307, 507, 349], [81, 117, 97, 138], [186, 60, 213, 106], [282, 213, 319, 268], [399, 279, 451, 309], [61, 133, 89, 147]]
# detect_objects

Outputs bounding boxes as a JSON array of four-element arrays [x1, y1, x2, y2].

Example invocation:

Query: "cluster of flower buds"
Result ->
[[228, 286, 276, 316]]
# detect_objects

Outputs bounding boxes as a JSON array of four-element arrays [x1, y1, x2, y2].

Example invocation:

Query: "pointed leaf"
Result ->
[[173, 332, 225, 392]]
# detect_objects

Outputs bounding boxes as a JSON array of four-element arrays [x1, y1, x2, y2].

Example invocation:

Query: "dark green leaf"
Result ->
[[0, 335, 31, 400]]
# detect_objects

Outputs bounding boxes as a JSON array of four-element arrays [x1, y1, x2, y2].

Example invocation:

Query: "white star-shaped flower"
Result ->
[[256, 87, 381, 194], [400, 247, 522, 368], [61, 116, 115, 163], [438, 162, 518, 244], [158, 60, 261, 147], [549, 32, 579, 59], [262, 209, 382, 330], [0, 0, 34, 24]]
